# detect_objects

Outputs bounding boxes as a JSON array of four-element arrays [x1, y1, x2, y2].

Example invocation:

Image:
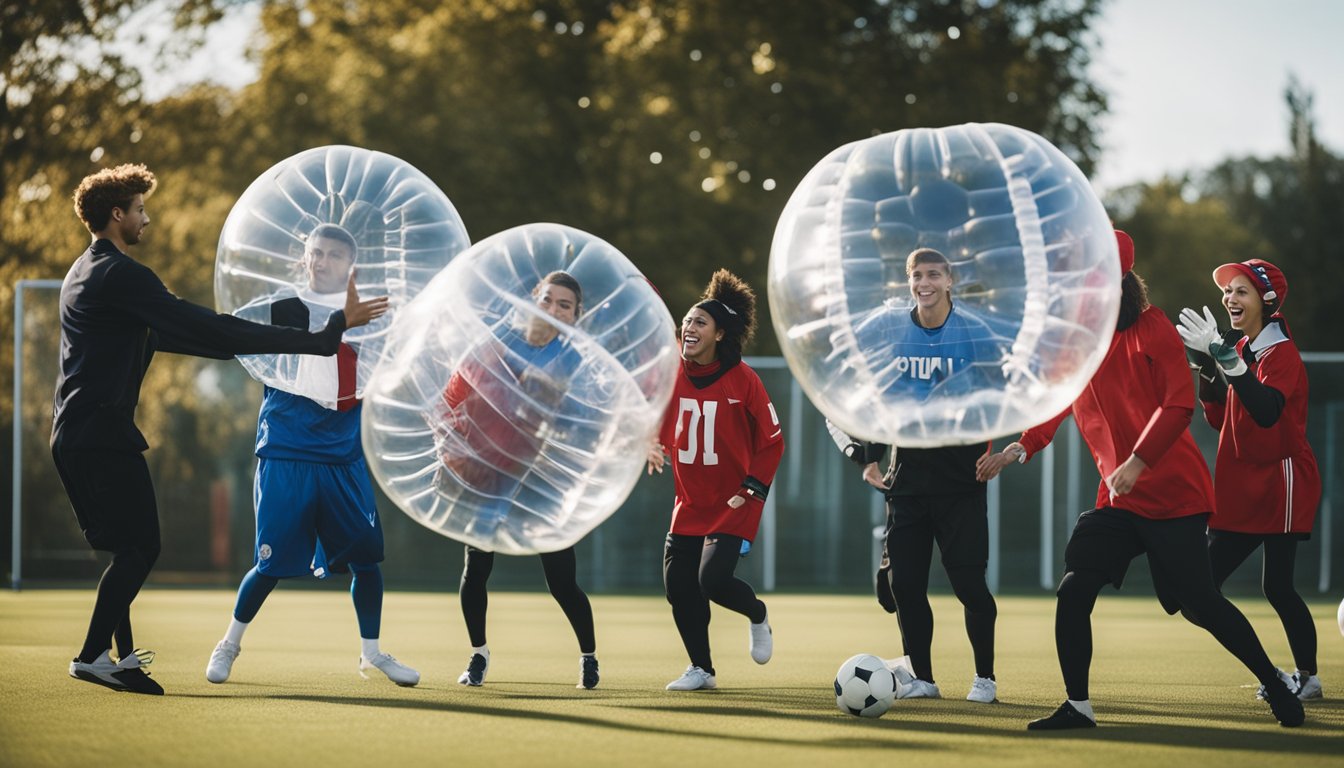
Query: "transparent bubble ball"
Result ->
[[362, 223, 680, 555], [215, 145, 470, 408], [769, 123, 1120, 447]]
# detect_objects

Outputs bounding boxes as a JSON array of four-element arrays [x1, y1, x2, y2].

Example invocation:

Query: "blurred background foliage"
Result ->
[[3, 0, 1341, 587]]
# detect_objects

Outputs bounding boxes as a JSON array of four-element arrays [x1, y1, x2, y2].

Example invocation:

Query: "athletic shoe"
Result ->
[[1255, 668, 1296, 700], [205, 640, 241, 684], [1293, 671, 1322, 701], [359, 652, 420, 687], [966, 676, 997, 703], [897, 678, 941, 699], [1262, 676, 1305, 727], [749, 616, 773, 664], [1027, 701, 1097, 730], [665, 665, 716, 691], [577, 655, 600, 690], [457, 652, 489, 686], [70, 649, 164, 695]]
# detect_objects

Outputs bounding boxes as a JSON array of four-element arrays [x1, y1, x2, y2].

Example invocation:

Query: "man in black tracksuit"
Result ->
[[54, 163, 387, 694]]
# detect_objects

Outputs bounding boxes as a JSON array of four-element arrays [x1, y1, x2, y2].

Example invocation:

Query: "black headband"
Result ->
[[695, 299, 745, 336]]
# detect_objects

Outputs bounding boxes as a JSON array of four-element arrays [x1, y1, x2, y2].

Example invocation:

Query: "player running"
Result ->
[[976, 231, 1304, 730], [204, 222, 418, 687], [1177, 259, 1322, 701], [647, 269, 784, 691]]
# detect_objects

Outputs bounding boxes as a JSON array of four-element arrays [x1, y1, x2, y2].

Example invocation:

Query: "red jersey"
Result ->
[[660, 359, 784, 540], [1018, 306, 1214, 520], [1201, 324, 1320, 534]]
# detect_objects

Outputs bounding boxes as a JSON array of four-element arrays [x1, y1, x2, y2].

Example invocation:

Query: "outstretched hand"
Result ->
[[646, 438, 667, 475], [1175, 306, 1220, 353], [343, 270, 390, 329], [975, 442, 1024, 482]]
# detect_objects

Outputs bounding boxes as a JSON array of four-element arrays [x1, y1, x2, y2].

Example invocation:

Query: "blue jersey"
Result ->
[[256, 388, 363, 463], [854, 303, 1001, 399]]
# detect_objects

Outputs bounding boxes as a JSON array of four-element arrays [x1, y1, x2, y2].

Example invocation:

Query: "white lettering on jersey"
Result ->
[[892, 356, 956, 380], [676, 397, 720, 466]]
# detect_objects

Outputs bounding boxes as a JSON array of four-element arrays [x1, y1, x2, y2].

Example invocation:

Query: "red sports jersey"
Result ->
[[1201, 325, 1320, 534], [1018, 306, 1214, 520], [659, 359, 784, 540]]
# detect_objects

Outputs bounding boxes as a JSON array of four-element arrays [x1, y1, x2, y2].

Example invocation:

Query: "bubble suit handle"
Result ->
[[362, 223, 680, 555], [215, 145, 470, 407], [769, 123, 1119, 447]]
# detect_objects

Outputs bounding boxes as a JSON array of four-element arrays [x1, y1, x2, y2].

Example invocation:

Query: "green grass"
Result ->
[[0, 590, 1340, 767]]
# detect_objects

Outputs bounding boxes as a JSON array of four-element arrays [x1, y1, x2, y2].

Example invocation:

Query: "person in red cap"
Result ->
[[977, 231, 1304, 730], [1176, 259, 1322, 701]]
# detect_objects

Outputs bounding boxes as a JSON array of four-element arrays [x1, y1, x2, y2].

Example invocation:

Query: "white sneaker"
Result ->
[[897, 678, 941, 699], [457, 652, 489, 686], [206, 640, 241, 684], [665, 665, 716, 691], [749, 617, 772, 664], [1293, 671, 1322, 701], [966, 676, 997, 703], [1255, 667, 1295, 700], [70, 648, 163, 695], [883, 655, 916, 686], [359, 652, 420, 687], [69, 650, 122, 689]]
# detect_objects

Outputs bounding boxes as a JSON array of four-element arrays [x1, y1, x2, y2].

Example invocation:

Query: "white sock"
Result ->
[[473, 644, 489, 659], [223, 619, 249, 646], [361, 638, 380, 659], [581, 652, 596, 659], [1067, 699, 1096, 722]]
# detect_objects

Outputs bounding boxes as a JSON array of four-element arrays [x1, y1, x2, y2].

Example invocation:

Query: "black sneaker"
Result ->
[[1262, 676, 1305, 727], [457, 653, 489, 686], [578, 655, 599, 690], [70, 649, 164, 695], [1027, 701, 1096, 731]]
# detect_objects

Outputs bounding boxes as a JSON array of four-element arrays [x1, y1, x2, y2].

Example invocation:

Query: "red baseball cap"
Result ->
[[1213, 259, 1287, 310], [1113, 229, 1134, 274]]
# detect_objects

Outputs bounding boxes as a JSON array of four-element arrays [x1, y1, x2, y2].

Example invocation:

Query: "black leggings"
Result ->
[[663, 533, 767, 675], [53, 447, 162, 663], [1203, 531, 1317, 675], [459, 545, 595, 653], [1054, 509, 1278, 702]]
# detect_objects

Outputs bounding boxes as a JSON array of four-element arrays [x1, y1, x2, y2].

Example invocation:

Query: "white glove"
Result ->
[[1176, 306, 1220, 353]]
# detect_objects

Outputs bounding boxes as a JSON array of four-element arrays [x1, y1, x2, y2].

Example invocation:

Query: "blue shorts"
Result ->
[[253, 457, 384, 578]]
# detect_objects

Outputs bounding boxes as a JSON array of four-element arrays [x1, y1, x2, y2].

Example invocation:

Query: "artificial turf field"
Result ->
[[0, 590, 1340, 767]]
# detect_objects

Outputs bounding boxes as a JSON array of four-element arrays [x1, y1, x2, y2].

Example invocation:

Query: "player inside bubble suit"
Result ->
[[430, 270, 601, 690]]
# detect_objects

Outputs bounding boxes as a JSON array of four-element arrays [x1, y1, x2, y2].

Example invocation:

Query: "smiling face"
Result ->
[[680, 307, 722, 364], [1222, 273, 1265, 336], [525, 282, 579, 346], [908, 259, 952, 313], [305, 234, 355, 294]]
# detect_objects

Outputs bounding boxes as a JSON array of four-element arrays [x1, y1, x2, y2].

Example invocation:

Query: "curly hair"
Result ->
[[698, 268, 758, 353], [1116, 270, 1151, 332], [72, 164, 157, 233]]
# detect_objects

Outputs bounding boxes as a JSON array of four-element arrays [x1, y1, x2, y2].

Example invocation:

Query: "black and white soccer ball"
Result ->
[[834, 653, 897, 718]]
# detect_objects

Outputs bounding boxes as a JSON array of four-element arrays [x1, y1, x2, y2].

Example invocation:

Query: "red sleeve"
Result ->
[[745, 371, 784, 484], [1203, 398, 1225, 430], [1018, 406, 1071, 460], [1256, 343, 1304, 399], [1132, 313, 1196, 465]]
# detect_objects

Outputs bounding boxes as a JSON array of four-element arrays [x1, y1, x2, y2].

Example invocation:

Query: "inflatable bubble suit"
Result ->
[[769, 123, 1120, 447], [215, 145, 470, 408], [362, 223, 680, 555]]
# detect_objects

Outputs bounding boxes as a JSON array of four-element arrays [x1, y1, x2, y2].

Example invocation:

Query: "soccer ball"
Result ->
[[834, 653, 897, 718]]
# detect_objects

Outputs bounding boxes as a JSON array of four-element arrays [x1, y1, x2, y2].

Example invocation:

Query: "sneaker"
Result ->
[[1262, 675, 1305, 727], [205, 640, 241, 684], [359, 652, 420, 687], [665, 665, 716, 691], [457, 652, 489, 686], [577, 655, 600, 690], [1255, 667, 1295, 700], [1293, 671, 1322, 701], [897, 678, 941, 699], [749, 617, 772, 664], [1027, 700, 1096, 730], [967, 676, 997, 703], [70, 649, 164, 695]]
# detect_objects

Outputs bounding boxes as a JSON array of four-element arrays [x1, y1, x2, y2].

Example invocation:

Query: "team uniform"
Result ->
[[53, 238, 345, 692], [660, 356, 784, 681], [1196, 319, 1321, 694], [438, 326, 597, 688], [842, 304, 998, 696], [1016, 305, 1298, 727]]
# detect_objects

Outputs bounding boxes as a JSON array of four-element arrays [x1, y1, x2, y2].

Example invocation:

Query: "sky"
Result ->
[[121, 0, 1344, 195]]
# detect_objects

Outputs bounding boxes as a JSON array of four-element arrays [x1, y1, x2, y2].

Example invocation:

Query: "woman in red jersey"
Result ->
[[1177, 259, 1322, 701], [647, 270, 785, 691], [976, 231, 1302, 730]]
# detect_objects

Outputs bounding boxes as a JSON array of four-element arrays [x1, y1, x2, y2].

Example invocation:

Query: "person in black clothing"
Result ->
[[832, 248, 999, 703], [54, 163, 387, 695]]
